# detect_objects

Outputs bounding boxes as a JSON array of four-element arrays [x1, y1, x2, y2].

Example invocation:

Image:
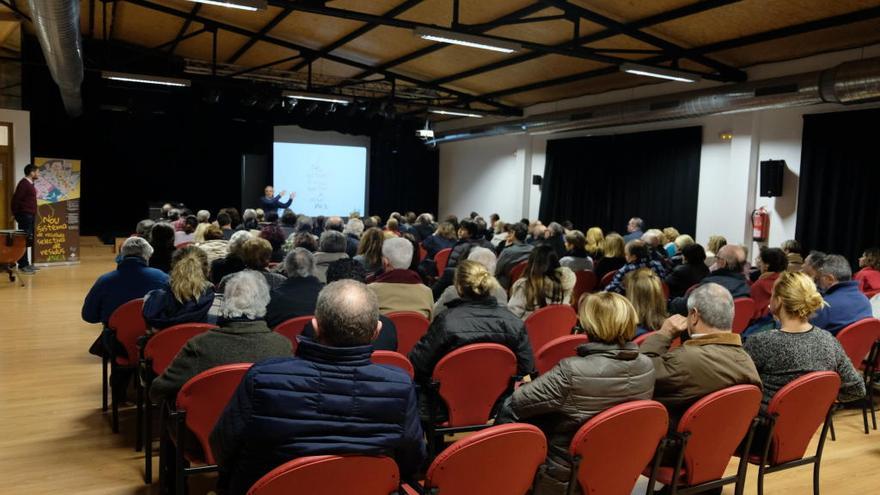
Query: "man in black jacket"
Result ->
[[669, 244, 750, 315], [446, 218, 493, 269], [265, 248, 324, 328]]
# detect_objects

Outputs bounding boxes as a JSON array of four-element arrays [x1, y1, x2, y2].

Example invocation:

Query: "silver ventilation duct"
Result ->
[[27, 0, 84, 117], [431, 57, 880, 144]]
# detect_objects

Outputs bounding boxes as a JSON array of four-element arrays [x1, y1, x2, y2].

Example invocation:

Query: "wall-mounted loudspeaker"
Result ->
[[532, 175, 542, 186], [759, 160, 784, 197]]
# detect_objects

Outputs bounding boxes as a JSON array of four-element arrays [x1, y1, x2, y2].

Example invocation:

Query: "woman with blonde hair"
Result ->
[[744, 271, 864, 407], [497, 292, 654, 495], [624, 268, 667, 336], [594, 232, 626, 281], [704, 235, 727, 267], [422, 221, 457, 259], [143, 246, 215, 331], [508, 245, 576, 319], [354, 227, 385, 276], [662, 227, 680, 257], [585, 227, 604, 258]]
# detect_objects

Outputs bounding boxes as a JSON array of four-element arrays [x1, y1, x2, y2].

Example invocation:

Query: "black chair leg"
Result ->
[[144, 395, 153, 484], [102, 356, 109, 412], [175, 414, 186, 495], [110, 364, 120, 434], [757, 466, 765, 495], [135, 384, 144, 451], [862, 395, 870, 434], [828, 416, 835, 441], [812, 459, 821, 495]]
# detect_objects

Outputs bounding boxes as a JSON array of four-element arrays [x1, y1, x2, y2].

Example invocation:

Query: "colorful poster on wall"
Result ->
[[33, 157, 81, 264]]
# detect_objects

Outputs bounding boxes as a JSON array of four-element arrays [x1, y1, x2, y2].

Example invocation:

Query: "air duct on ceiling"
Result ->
[[431, 57, 880, 144], [27, 0, 84, 117]]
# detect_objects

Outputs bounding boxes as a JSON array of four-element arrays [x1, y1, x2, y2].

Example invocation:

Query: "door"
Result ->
[[0, 123, 13, 229]]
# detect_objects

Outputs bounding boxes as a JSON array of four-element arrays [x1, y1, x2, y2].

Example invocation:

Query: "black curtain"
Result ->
[[796, 108, 880, 268], [539, 126, 702, 234]]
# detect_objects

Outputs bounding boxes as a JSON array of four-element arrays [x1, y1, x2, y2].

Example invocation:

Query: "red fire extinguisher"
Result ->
[[752, 207, 770, 242]]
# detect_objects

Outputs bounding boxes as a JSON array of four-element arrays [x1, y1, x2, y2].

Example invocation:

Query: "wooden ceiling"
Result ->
[[3, 0, 880, 117]]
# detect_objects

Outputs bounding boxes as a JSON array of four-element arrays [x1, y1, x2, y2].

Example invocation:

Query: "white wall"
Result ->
[[0, 108, 31, 184]]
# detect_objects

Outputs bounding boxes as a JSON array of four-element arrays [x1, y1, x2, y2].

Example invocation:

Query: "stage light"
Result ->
[[101, 71, 190, 87], [414, 27, 520, 54], [185, 0, 266, 12], [620, 63, 700, 83], [282, 90, 353, 105], [428, 107, 485, 118]]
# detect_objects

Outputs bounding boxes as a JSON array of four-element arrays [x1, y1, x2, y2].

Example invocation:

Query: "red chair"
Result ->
[[139, 323, 215, 483], [535, 334, 588, 375], [386, 311, 430, 356], [371, 351, 414, 379], [745, 371, 840, 495], [569, 401, 669, 495], [162, 363, 252, 495], [524, 305, 578, 355], [599, 270, 616, 289], [509, 260, 529, 289], [273, 316, 312, 353], [634, 331, 656, 346], [570, 270, 598, 306], [403, 424, 547, 495], [104, 298, 148, 434], [647, 384, 763, 495], [434, 247, 452, 276], [418, 244, 428, 262], [248, 455, 399, 495], [836, 318, 880, 433], [732, 298, 756, 334], [427, 344, 517, 454]]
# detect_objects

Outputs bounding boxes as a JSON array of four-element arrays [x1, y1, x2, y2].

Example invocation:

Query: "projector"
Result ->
[[416, 129, 434, 139]]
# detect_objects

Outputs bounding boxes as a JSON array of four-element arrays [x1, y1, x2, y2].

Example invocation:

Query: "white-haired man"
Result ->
[[210, 230, 252, 286], [433, 247, 508, 318], [150, 270, 292, 404], [368, 237, 433, 319]]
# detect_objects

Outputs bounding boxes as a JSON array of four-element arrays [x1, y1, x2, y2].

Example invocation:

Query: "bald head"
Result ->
[[314, 280, 380, 347], [716, 244, 746, 273]]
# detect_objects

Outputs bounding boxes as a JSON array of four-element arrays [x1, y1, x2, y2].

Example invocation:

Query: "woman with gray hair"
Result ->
[[150, 270, 292, 404], [265, 248, 324, 328], [210, 230, 252, 286], [432, 247, 508, 318]]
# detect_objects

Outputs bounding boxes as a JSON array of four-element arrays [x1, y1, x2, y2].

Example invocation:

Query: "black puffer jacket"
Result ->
[[446, 237, 494, 269], [409, 297, 535, 383]]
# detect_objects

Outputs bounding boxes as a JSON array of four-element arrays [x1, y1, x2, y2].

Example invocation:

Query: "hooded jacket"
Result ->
[[142, 284, 215, 330], [507, 267, 576, 319], [368, 269, 434, 319]]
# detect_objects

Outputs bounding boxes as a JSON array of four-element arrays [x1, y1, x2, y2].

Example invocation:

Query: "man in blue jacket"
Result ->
[[210, 279, 426, 495], [811, 254, 873, 335], [259, 185, 294, 215]]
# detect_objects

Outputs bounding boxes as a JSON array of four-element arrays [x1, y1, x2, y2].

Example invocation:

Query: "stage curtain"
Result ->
[[796, 108, 880, 268], [538, 126, 702, 235]]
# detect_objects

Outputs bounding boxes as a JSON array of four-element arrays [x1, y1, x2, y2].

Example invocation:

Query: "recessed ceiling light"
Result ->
[[101, 71, 191, 87], [415, 27, 521, 54], [282, 91, 353, 105], [185, 0, 266, 12]]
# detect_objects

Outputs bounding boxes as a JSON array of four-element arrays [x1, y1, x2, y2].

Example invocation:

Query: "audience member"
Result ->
[[528, 222, 547, 245], [289, 231, 318, 253], [384, 218, 401, 238], [412, 213, 435, 242], [662, 227, 680, 257], [750, 247, 789, 320], [490, 221, 508, 247], [342, 217, 363, 257], [279, 209, 297, 239], [168, 209, 183, 231], [368, 238, 433, 319], [604, 240, 668, 295], [669, 244, 750, 315], [495, 222, 534, 290], [854, 247, 880, 293], [434, 247, 508, 317], [150, 270, 291, 404], [147, 223, 176, 273], [210, 231, 250, 286], [594, 233, 626, 281], [559, 230, 593, 272], [811, 254, 873, 335], [354, 227, 385, 277], [197, 225, 229, 265], [497, 292, 654, 495], [780, 239, 804, 272], [265, 248, 323, 328], [143, 246, 215, 331], [135, 219, 155, 238], [543, 222, 567, 258], [259, 224, 286, 263], [422, 221, 457, 259], [801, 250, 826, 282], [174, 216, 198, 247], [221, 208, 241, 233], [193, 222, 210, 244], [625, 268, 667, 336], [669, 234, 695, 266], [508, 245, 576, 319], [664, 244, 709, 298], [239, 209, 258, 231], [217, 212, 234, 240], [210, 280, 425, 495], [744, 271, 864, 407], [313, 231, 349, 283], [704, 235, 727, 267], [196, 210, 210, 224], [585, 227, 604, 259], [641, 283, 761, 425], [221, 238, 285, 291], [447, 218, 493, 268], [623, 217, 644, 242]]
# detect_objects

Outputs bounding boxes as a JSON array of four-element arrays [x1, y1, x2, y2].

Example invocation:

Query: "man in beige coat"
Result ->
[[368, 237, 433, 319]]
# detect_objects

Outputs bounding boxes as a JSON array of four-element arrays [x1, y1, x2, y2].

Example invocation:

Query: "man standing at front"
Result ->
[[259, 185, 295, 215], [11, 164, 39, 274]]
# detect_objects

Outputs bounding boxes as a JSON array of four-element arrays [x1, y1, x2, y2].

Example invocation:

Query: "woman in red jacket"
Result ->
[[750, 247, 789, 320], [854, 247, 880, 295]]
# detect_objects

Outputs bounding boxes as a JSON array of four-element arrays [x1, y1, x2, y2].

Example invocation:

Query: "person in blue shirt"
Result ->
[[259, 185, 294, 215], [811, 254, 873, 335]]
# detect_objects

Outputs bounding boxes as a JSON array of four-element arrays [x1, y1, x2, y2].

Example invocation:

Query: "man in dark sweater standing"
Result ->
[[11, 164, 39, 274]]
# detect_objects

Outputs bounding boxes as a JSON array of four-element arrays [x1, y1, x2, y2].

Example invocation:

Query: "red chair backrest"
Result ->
[[144, 323, 216, 374], [524, 304, 578, 354], [247, 455, 399, 495], [571, 270, 598, 305], [569, 400, 669, 495], [535, 334, 589, 375], [509, 260, 529, 287], [599, 270, 616, 289], [435, 248, 452, 276], [732, 298, 756, 334], [176, 363, 252, 464], [836, 318, 880, 371], [371, 351, 414, 379], [633, 331, 656, 346], [425, 423, 547, 494], [676, 384, 762, 485], [661, 281, 671, 300], [764, 371, 840, 465], [387, 311, 430, 356], [108, 298, 148, 366], [273, 316, 312, 353], [432, 343, 517, 426], [419, 244, 428, 262]]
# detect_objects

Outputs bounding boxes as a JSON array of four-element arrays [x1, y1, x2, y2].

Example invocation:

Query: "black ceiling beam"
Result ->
[[226, 54, 302, 77], [540, 0, 745, 81], [288, 0, 424, 72], [123, 0, 521, 114], [166, 4, 201, 55], [428, 0, 742, 87], [108, 0, 119, 40], [466, 13, 568, 30], [0, 0, 30, 22], [152, 26, 207, 51], [226, 7, 293, 64], [461, 4, 880, 103]]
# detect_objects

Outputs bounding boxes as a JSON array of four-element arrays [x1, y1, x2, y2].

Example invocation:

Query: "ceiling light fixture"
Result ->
[[415, 27, 521, 54], [282, 91, 353, 105], [185, 0, 266, 12], [101, 71, 191, 87], [428, 107, 485, 118], [620, 63, 700, 83]]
